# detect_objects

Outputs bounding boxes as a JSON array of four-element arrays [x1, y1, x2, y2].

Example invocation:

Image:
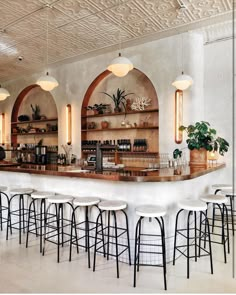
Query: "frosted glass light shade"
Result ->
[[0, 87, 10, 100], [107, 53, 133, 77], [172, 73, 193, 90], [36, 72, 59, 91]]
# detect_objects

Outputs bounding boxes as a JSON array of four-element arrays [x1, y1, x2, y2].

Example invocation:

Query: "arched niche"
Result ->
[[81, 69, 159, 165], [11, 85, 58, 146]]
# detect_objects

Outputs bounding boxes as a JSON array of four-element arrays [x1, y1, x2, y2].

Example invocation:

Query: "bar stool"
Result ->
[[173, 199, 213, 278], [93, 200, 131, 278], [133, 205, 167, 290], [200, 194, 230, 263], [221, 188, 235, 235], [42, 194, 73, 263], [0, 186, 10, 231], [6, 188, 34, 244], [69, 196, 105, 268], [26, 191, 55, 253]]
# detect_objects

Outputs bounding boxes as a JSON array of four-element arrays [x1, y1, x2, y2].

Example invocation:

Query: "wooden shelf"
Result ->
[[12, 131, 58, 136], [81, 108, 159, 118], [11, 118, 58, 125], [82, 126, 159, 132], [82, 151, 159, 155]]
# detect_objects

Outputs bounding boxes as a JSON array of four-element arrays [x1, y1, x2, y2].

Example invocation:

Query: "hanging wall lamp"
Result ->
[[66, 104, 72, 145], [0, 113, 5, 144], [36, 5, 58, 91], [107, 0, 133, 77], [172, 34, 193, 90], [0, 85, 10, 101], [175, 90, 183, 144]]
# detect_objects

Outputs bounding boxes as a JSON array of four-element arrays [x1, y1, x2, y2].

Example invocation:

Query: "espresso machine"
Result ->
[[35, 146, 47, 164]]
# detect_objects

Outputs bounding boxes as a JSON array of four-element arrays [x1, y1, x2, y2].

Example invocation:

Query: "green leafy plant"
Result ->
[[102, 88, 133, 112], [85, 103, 109, 114], [31, 104, 41, 119], [179, 121, 229, 156]]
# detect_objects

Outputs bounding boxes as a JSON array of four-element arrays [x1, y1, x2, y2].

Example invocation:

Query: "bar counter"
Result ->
[[0, 162, 225, 182], [0, 161, 227, 263]]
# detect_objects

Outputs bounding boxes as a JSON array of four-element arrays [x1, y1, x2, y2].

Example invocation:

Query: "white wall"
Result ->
[[0, 31, 233, 184], [204, 39, 233, 183]]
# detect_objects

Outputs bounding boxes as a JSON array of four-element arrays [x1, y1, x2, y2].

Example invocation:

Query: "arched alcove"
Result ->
[[81, 69, 159, 167], [11, 85, 58, 148]]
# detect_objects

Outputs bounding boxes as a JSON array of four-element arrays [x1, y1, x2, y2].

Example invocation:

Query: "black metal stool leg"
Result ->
[[19, 195, 22, 244], [224, 203, 230, 254], [212, 203, 215, 232], [194, 211, 197, 262], [57, 204, 61, 263], [93, 212, 101, 272], [69, 209, 75, 262], [107, 211, 110, 261], [113, 211, 119, 278], [199, 211, 203, 257], [40, 199, 46, 253], [61, 204, 64, 247], [32, 199, 38, 236], [202, 211, 213, 274], [85, 206, 91, 268], [187, 211, 192, 279], [137, 216, 142, 272], [173, 209, 183, 265], [26, 199, 34, 248], [122, 209, 131, 265], [133, 217, 140, 288]]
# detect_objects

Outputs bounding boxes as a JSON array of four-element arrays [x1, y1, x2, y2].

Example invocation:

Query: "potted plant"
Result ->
[[179, 121, 229, 166], [102, 88, 133, 113], [86, 103, 109, 115], [31, 104, 41, 120]]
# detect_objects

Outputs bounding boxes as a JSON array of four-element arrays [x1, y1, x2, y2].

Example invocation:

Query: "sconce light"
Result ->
[[175, 90, 183, 144], [66, 104, 72, 145], [0, 113, 5, 144]]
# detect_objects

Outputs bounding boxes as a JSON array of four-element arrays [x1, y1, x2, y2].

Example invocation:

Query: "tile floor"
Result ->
[[0, 230, 235, 293]]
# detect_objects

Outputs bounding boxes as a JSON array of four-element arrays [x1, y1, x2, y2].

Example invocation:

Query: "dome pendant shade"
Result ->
[[36, 72, 59, 91], [107, 53, 133, 77], [172, 72, 193, 90], [0, 86, 10, 100]]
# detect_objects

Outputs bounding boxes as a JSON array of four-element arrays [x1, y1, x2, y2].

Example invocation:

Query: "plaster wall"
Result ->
[[0, 33, 203, 158]]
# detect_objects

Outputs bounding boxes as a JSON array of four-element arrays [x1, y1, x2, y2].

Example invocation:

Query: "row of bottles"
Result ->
[[82, 139, 148, 153]]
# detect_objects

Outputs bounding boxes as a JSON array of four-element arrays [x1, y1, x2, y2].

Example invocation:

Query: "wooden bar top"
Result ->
[[0, 162, 225, 182]]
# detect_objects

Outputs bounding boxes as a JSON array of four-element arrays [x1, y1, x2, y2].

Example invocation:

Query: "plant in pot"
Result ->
[[102, 88, 133, 113], [31, 104, 41, 120], [86, 103, 108, 115], [179, 121, 229, 166]]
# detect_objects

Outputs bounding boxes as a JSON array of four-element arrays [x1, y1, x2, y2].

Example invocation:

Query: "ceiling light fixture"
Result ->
[[172, 33, 193, 91], [107, 0, 133, 77], [0, 85, 10, 101], [36, 4, 58, 91]]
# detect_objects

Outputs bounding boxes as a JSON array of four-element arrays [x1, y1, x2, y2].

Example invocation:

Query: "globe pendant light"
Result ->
[[107, 52, 133, 77], [172, 33, 193, 90], [36, 72, 58, 91], [172, 71, 193, 90], [107, 0, 133, 77], [0, 85, 10, 100], [36, 5, 58, 91]]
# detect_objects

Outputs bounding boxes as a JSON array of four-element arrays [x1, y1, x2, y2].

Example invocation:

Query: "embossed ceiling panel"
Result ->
[[0, 0, 232, 82]]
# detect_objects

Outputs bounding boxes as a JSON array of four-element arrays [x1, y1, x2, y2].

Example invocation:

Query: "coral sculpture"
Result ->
[[131, 97, 152, 111]]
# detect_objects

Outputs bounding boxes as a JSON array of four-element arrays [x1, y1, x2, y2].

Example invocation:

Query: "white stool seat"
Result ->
[[136, 205, 166, 217], [212, 184, 232, 190], [221, 189, 236, 197], [31, 191, 55, 199], [99, 200, 127, 211], [48, 195, 73, 204], [178, 199, 207, 211], [200, 194, 227, 204], [0, 186, 7, 192], [10, 188, 34, 195], [73, 197, 100, 207]]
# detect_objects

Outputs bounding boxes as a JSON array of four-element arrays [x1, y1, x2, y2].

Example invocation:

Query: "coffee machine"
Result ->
[[35, 146, 47, 164]]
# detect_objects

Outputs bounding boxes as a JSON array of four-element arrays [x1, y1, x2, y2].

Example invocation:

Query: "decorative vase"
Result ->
[[101, 121, 109, 129], [189, 148, 207, 167], [114, 107, 121, 113]]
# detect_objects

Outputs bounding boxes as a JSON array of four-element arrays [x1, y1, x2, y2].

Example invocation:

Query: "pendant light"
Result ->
[[0, 85, 10, 100], [107, 0, 133, 77], [172, 34, 193, 90], [36, 5, 58, 91]]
